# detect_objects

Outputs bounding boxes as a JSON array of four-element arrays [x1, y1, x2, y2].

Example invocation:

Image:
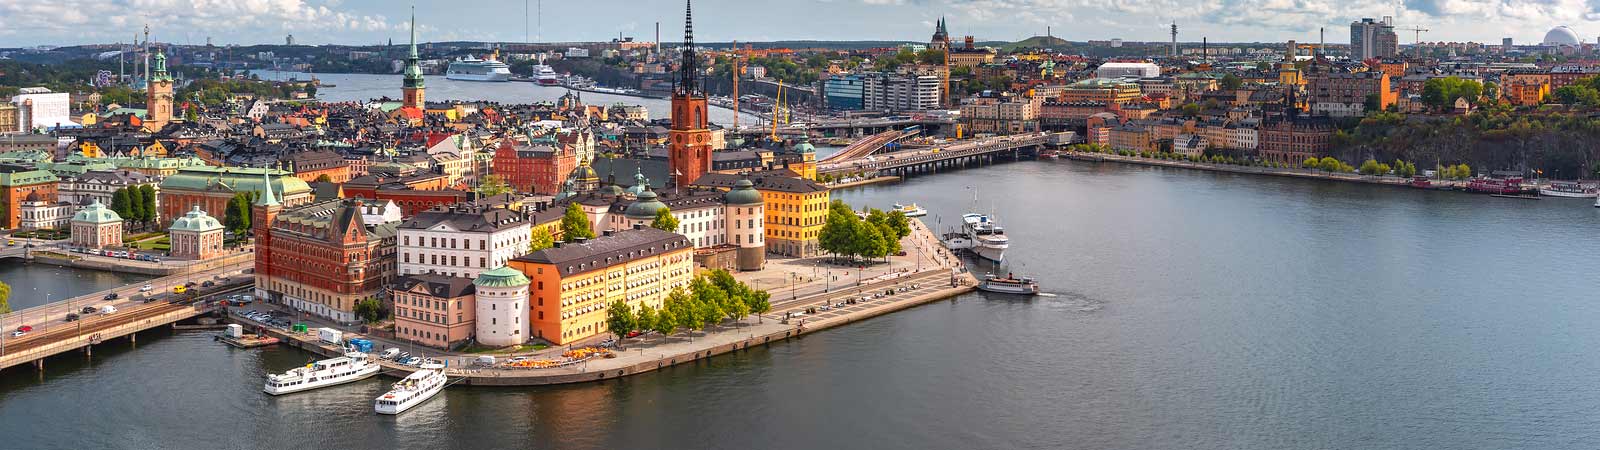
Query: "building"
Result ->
[[254, 192, 398, 324], [1257, 115, 1333, 164], [397, 204, 531, 278], [948, 39, 997, 69], [1059, 78, 1143, 105], [285, 150, 352, 183], [1109, 122, 1155, 153], [1501, 69, 1551, 106], [862, 73, 942, 112], [1543, 26, 1581, 47], [929, 17, 951, 50], [824, 75, 865, 111], [1095, 62, 1161, 79], [392, 273, 476, 350], [157, 166, 312, 228], [492, 139, 575, 195], [167, 205, 224, 260], [692, 173, 828, 258], [10, 87, 73, 132], [0, 103, 19, 134], [18, 195, 73, 229], [0, 164, 59, 229], [1350, 17, 1399, 60], [57, 170, 158, 206], [473, 266, 531, 347], [960, 96, 1042, 134], [144, 50, 175, 132], [509, 227, 694, 345], [70, 200, 122, 249], [1308, 71, 1395, 117], [668, 6, 713, 189]]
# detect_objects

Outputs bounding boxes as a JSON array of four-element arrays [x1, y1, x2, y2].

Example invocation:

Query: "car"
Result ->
[[81, 306, 98, 314], [201, 281, 214, 287], [139, 284, 153, 292], [625, 330, 643, 338], [17, 325, 33, 333], [10, 331, 24, 337], [100, 305, 116, 314], [104, 292, 119, 300], [64, 313, 80, 322]]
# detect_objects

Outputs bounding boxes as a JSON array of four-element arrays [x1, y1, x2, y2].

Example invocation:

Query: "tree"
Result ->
[[138, 185, 157, 223], [1421, 76, 1484, 110], [560, 202, 595, 242], [1359, 159, 1382, 175], [126, 186, 147, 222], [635, 304, 659, 336], [651, 303, 677, 337], [746, 289, 771, 323], [651, 207, 679, 232], [1363, 93, 1382, 113], [0, 280, 10, 314], [353, 298, 386, 323], [605, 299, 635, 340], [110, 188, 133, 220], [223, 192, 253, 235], [1220, 73, 1243, 90], [1552, 85, 1600, 106], [663, 288, 693, 334], [917, 49, 945, 65], [314, 174, 332, 183], [477, 174, 512, 197], [885, 210, 911, 239], [184, 105, 199, 122], [528, 226, 555, 252], [1302, 157, 1320, 169]]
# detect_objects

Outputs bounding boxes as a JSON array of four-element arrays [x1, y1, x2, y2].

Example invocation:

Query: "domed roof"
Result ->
[[72, 200, 122, 224], [624, 167, 650, 196], [1545, 26, 1581, 46], [624, 188, 668, 219], [723, 178, 763, 205], [474, 266, 530, 288], [574, 164, 599, 181], [600, 184, 624, 196], [792, 137, 815, 154], [169, 205, 222, 232]]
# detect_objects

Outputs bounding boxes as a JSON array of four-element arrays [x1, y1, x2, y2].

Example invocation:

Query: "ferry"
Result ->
[[263, 352, 381, 395], [1538, 181, 1598, 199], [533, 65, 560, 86], [1467, 173, 1528, 195], [374, 361, 447, 415], [978, 273, 1040, 295], [963, 213, 1009, 262], [445, 51, 512, 82], [893, 203, 928, 217]]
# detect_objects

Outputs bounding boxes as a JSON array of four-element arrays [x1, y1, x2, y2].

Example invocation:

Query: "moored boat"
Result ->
[[534, 65, 560, 86], [963, 213, 1008, 262], [264, 352, 381, 395], [1538, 181, 1599, 199], [893, 203, 928, 217], [445, 51, 512, 82], [978, 273, 1039, 295], [374, 361, 447, 415]]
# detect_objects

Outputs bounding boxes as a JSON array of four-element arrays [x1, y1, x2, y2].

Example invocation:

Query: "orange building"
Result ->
[[393, 274, 477, 350], [0, 165, 58, 229], [509, 227, 694, 345], [1501, 70, 1551, 106], [668, 5, 713, 188]]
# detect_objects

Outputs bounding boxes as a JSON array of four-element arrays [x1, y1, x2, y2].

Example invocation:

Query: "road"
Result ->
[[0, 283, 251, 358], [0, 261, 254, 338]]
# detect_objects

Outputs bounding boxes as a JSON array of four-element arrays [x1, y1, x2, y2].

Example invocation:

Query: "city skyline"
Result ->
[[4, 0, 1600, 48]]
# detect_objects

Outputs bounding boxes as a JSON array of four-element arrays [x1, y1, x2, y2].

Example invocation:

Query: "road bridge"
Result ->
[[819, 133, 1051, 176]]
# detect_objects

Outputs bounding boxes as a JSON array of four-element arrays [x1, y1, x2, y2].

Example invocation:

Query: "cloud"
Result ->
[[0, 0, 395, 44]]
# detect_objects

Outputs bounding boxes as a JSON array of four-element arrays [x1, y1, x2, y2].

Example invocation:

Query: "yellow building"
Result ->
[[509, 227, 694, 345], [1059, 78, 1143, 105], [690, 173, 829, 257]]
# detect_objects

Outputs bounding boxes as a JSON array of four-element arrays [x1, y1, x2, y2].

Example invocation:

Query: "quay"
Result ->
[[1060, 151, 1424, 188]]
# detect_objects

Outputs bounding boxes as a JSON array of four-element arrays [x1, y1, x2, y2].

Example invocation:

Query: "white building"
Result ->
[[1095, 62, 1161, 80], [1226, 121, 1259, 151], [573, 172, 766, 271], [398, 204, 531, 278], [19, 197, 74, 230], [360, 199, 403, 225], [10, 87, 75, 131], [863, 73, 942, 112], [472, 266, 531, 347], [58, 170, 159, 206]]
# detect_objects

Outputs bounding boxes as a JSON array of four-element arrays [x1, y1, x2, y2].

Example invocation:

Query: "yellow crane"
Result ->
[[769, 81, 786, 143]]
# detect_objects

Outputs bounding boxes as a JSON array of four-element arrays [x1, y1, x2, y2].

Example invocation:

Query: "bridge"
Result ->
[[819, 128, 920, 163], [819, 133, 1053, 176], [0, 245, 28, 259]]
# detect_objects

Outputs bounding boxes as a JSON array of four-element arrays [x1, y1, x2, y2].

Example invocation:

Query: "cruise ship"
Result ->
[[263, 352, 381, 395], [445, 51, 512, 82], [533, 65, 560, 86], [374, 361, 448, 415], [963, 213, 1009, 262]]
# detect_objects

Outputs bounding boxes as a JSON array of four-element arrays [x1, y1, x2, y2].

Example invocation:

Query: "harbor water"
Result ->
[[4, 75, 1600, 449]]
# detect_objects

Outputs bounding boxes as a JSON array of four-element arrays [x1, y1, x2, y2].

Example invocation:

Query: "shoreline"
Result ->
[[1055, 152, 1505, 192]]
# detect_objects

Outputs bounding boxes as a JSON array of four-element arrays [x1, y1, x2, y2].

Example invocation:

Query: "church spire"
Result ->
[[403, 6, 424, 90], [152, 48, 170, 81], [254, 169, 280, 207], [676, 0, 699, 96]]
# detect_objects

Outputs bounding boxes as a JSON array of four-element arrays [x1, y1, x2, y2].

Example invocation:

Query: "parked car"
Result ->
[[17, 325, 33, 333], [10, 330, 23, 338], [100, 305, 116, 314], [201, 281, 214, 287], [139, 284, 153, 292], [379, 348, 400, 360]]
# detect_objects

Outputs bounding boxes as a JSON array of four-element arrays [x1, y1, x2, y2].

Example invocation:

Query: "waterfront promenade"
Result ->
[[1060, 151, 1426, 188]]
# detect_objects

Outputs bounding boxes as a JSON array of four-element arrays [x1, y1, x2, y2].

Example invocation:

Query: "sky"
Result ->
[[4, 0, 1600, 48]]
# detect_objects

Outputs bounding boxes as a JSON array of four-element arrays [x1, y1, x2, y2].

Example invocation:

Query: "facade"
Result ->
[[168, 205, 225, 260], [960, 96, 1042, 134], [1109, 122, 1156, 153], [1350, 17, 1399, 60], [397, 204, 531, 278], [70, 200, 123, 249], [285, 150, 352, 183], [1060, 78, 1143, 105], [473, 266, 531, 347], [824, 75, 865, 111], [695, 173, 828, 258], [492, 140, 575, 195], [0, 164, 59, 229], [862, 73, 942, 112], [1258, 116, 1333, 164], [19, 198, 74, 230], [1095, 62, 1161, 79], [1308, 71, 1395, 117], [509, 227, 695, 345], [1501, 70, 1551, 106], [144, 50, 175, 132], [58, 170, 158, 206], [254, 195, 398, 324], [157, 166, 312, 228], [9, 88, 72, 131], [668, 10, 713, 190], [392, 274, 476, 350]]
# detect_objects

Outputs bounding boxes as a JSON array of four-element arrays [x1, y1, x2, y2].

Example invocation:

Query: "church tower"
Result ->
[[145, 48, 174, 132], [668, 0, 712, 188], [930, 17, 951, 51], [251, 170, 282, 279], [402, 7, 426, 110]]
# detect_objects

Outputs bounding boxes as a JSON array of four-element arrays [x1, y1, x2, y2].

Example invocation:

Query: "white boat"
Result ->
[[942, 232, 974, 250], [963, 213, 1008, 262], [445, 52, 512, 82], [893, 203, 928, 217], [978, 273, 1039, 295], [1595, 195, 1599, 208], [374, 362, 447, 415], [1538, 181, 1598, 199], [264, 352, 381, 395], [534, 65, 560, 86]]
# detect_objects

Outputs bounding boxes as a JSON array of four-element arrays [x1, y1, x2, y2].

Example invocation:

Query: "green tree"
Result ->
[[663, 288, 694, 335], [605, 299, 635, 340], [634, 304, 659, 336], [651, 302, 677, 336], [1359, 159, 1382, 175], [560, 202, 595, 242], [1552, 85, 1600, 106], [1302, 157, 1319, 169], [125, 186, 145, 222], [917, 49, 945, 65], [1363, 93, 1382, 113], [1421, 76, 1484, 110], [314, 174, 332, 183], [745, 289, 771, 323], [110, 188, 133, 220], [1220, 73, 1243, 90], [0, 280, 10, 314], [353, 298, 386, 323], [651, 207, 679, 232], [184, 105, 199, 122], [885, 210, 911, 239], [477, 174, 512, 197], [528, 226, 555, 252], [138, 185, 157, 223]]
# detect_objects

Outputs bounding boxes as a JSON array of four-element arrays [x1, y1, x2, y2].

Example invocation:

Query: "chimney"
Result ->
[[574, 237, 588, 244], [553, 241, 563, 248], [633, 223, 643, 230], [603, 229, 614, 237]]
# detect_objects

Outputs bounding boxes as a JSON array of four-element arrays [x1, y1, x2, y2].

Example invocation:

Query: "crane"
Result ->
[[1399, 27, 1429, 56]]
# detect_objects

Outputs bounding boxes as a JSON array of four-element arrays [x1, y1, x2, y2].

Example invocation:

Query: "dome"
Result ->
[[600, 184, 624, 196], [723, 179, 763, 205], [474, 266, 530, 288], [574, 164, 599, 181], [169, 205, 222, 232], [624, 189, 668, 219], [1544, 26, 1581, 46], [72, 200, 122, 224]]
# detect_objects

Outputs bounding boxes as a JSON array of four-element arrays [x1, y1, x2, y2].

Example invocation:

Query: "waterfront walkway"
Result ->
[[1060, 151, 1425, 188]]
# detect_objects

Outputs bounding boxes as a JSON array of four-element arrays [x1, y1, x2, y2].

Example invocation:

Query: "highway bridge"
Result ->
[[819, 133, 1053, 177], [819, 128, 921, 163]]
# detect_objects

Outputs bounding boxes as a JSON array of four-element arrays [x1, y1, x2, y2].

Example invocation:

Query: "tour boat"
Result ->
[[963, 213, 1009, 263], [1538, 181, 1599, 199], [374, 362, 447, 415], [978, 273, 1040, 295], [534, 65, 560, 86], [444, 53, 512, 82], [893, 203, 928, 217], [1467, 174, 1527, 195], [264, 352, 381, 395]]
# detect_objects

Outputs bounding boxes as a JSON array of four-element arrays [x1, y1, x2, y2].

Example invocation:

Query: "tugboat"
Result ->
[[264, 352, 381, 395], [374, 361, 447, 415], [977, 273, 1040, 295]]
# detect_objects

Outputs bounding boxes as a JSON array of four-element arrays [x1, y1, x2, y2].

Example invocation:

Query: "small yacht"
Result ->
[[263, 352, 381, 395], [978, 273, 1040, 295], [374, 361, 447, 415], [893, 203, 928, 217]]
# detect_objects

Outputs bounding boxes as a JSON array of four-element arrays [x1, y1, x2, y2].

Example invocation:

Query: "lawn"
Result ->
[[131, 236, 171, 251]]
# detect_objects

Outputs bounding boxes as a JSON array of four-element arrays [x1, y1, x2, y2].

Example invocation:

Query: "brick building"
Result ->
[[1257, 116, 1333, 165], [1308, 71, 1395, 117], [0, 164, 58, 229], [491, 140, 575, 195], [157, 166, 312, 228], [254, 192, 398, 324]]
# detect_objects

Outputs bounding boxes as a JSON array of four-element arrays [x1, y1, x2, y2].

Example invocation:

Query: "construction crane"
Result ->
[[1400, 26, 1429, 44], [731, 40, 741, 132]]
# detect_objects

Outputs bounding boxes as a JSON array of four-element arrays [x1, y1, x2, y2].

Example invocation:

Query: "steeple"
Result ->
[[254, 169, 280, 207], [403, 6, 424, 90], [152, 48, 170, 81], [676, 0, 699, 96]]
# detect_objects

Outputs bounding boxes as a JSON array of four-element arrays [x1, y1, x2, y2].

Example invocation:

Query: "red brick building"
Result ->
[[158, 167, 313, 228], [0, 165, 58, 229], [491, 140, 574, 195], [254, 196, 397, 324], [1257, 116, 1333, 165]]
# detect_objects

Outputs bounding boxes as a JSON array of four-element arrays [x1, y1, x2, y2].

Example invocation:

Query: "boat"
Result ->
[[963, 213, 1009, 262], [374, 361, 447, 415], [893, 203, 928, 217], [445, 51, 512, 82], [263, 352, 381, 395], [1467, 172, 1529, 195], [533, 65, 560, 86], [978, 273, 1040, 295], [1595, 196, 1599, 208], [1538, 181, 1599, 198], [942, 231, 974, 250]]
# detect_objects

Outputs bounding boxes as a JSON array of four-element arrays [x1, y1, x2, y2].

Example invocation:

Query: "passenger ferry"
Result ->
[[533, 65, 560, 86], [893, 203, 928, 217], [1538, 181, 1599, 199], [374, 362, 447, 415], [977, 273, 1040, 295], [963, 213, 1009, 262], [445, 51, 512, 82], [263, 352, 381, 395]]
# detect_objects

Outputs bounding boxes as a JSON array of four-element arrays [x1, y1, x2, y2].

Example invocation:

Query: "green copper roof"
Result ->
[[72, 200, 122, 224], [254, 169, 280, 206], [474, 266, 531, 288], [169, 205, 222, 232], [158, 166, 310, 200], [723, 178, 763, 205], [152, 49, 171, 81], [624, 189, 668, 219], [0, 168, 58, 187], [403, 6, 425, 89]]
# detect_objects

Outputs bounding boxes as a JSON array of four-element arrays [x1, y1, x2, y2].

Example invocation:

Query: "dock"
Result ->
[[217, 334, 281, 348]]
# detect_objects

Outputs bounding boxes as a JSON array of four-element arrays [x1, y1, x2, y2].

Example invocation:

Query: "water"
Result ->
[[6, 159, 1600, 449], [0, 263, 152, 310]]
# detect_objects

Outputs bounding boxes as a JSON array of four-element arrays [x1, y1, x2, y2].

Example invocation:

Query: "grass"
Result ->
[[123, 231, 166, 242], [14, 229, 69, 240], [130, 236, 171, 251]]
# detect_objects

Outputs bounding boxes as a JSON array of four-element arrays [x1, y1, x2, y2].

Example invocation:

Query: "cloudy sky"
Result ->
[[2, 0, 1599, 47]]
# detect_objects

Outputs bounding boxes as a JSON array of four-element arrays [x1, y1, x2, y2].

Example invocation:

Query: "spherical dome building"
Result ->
[[722, 179, 765, 271], [473, 266, 531, 347], [1544, 26, 1581, 46]]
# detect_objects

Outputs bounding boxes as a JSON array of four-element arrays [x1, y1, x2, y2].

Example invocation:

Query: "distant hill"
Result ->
[[1000, 36, 1072, 52]]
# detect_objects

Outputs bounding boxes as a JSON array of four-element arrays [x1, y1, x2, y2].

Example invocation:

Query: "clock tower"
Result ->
[[145, 48, 174, 132], [668, 0, 712, 188]]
